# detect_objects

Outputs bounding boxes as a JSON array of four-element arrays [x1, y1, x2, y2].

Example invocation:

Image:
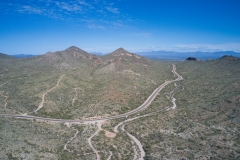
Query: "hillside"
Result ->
[[0, 48, 239, 159], [95, 48, 150, 74], [0, 53, 14, 59], [0, 47, 173, 119], [106, 56, 240, 159], [0, 53, 17, 76], [16, 46, 101, 72], [104, 47, 149, 63]]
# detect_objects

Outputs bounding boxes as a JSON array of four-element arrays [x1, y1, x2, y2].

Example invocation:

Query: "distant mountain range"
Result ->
[[0, 46, 150, 73], [81, 50, 240, 60], [11, 54, 37, 58], [136, 51, 240, 60], [2, 48, 240, 61]]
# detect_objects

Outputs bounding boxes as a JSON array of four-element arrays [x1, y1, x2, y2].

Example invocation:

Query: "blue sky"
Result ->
[[1, 0, 240, 55]]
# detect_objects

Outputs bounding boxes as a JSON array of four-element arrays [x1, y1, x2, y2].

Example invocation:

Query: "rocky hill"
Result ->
[[104, 47, 150, 64], [42, 46, 98, 61], [35, 46, 101, 70], [3, 46, 101, 73], [94, 48, 152, 75]]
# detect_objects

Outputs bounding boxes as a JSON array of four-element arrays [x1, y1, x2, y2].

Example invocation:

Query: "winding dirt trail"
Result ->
[[0, 81, 8, 88], [87, 122, 105, 160], [113, 113, 154, 159], [133, 147, 138, 160], [0, 82, 9, 109], [112, 65, 183, 159], [114, 113, 152, 133], [64, 129, 79, 152], [113, 91, 178, 159], [121, 125, 145, 160], [34, 74, 65, 113], [107, 151, 113, 160], [72, 87, 82, 106], [0, 93, 8, 109], [166, 87, 177, 111]]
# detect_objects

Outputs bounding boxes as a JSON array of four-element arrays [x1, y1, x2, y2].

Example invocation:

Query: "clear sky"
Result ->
[[1, 0, 240, 55]]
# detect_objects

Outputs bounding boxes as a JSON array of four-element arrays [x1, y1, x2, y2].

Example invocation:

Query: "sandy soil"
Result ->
[[105, 131, 116, 138]]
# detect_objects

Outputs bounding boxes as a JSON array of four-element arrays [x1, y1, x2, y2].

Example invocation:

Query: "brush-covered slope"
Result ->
[[0, 47, 173, 119], [95, 48, 150, 74], [0, 53, 17, 75], [41, 46, 101, 66], [0, 51, 240, 159], [120, 56, 240, 159], [0, 53, 14, 59], [103, 47, 150, 63], [13, 46, 101, 72]]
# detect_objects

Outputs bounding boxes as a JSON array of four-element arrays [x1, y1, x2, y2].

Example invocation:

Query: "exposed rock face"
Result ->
[[43, 52, 59, 61], [57, 62, 73, 70], [186, 57, 198, 61]]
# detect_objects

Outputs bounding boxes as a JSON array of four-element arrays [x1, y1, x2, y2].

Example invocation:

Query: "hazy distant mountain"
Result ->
[[137, 50, 240, 60], [11, 54, 37, 58], [90, 52, 105, 56]]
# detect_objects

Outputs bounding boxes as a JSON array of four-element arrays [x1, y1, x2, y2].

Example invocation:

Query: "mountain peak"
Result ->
[[42, 46, 100, 63], [114, 47, 129, 52], [104, 48, 150, 64], [110, 48, 133, 56], [65, 46, 82, 51]]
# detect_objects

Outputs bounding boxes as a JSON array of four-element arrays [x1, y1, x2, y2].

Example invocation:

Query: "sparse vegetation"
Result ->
[[0, 47, 239, 159]]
